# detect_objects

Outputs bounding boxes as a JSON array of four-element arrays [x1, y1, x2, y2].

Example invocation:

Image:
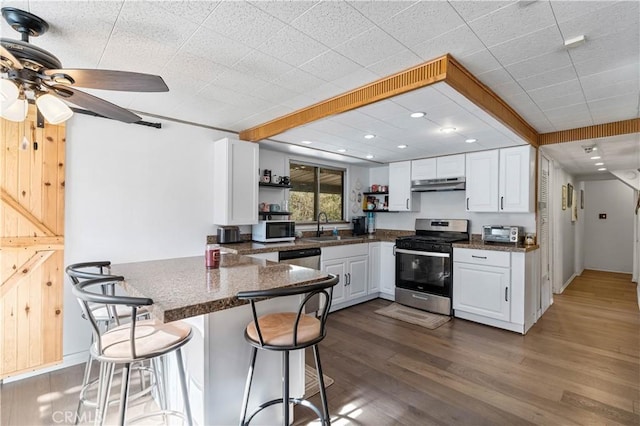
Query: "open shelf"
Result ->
[[363, 191, 388, 196], [259, 182, 292, 189], [363, 209, 391, 213], [258, 211, 292, 219]]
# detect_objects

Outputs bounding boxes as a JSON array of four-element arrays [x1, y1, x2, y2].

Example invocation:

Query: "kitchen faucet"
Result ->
[[316, 212, 328, 237]]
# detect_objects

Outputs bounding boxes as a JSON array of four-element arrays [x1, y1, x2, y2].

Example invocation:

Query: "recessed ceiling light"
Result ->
[[397, 144, 408, 149], [564, 35, 586, 48], [590, 156, 601, 160], [595, 162, 604, 166], [465, 138, 477, 143], [337, 148, 346, 153], [410, 112, 425, 118], [301, 140, 313, 145], [365, 154, 374, 159], [598, 167, 607, 171], [440, 127, 456, 133], [592, 147, 598, 151], [364, 134, 375, 139]]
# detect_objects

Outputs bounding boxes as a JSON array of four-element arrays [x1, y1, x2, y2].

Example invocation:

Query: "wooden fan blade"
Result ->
[[48, 85, 141, 123], [44, 69, 169, 92], [0, 44, 23, 69]]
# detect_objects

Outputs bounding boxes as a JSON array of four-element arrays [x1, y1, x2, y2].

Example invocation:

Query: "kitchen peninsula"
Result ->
[[111, 253, 330, 425]]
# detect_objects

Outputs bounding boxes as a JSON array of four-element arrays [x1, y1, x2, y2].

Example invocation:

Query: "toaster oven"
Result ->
[[482, 225, 524, 244]]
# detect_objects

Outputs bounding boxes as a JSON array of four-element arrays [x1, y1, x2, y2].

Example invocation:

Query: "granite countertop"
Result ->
[[219, 233, 400, 255], [111, 254, 329, 323], [452, 240, 539, 253]]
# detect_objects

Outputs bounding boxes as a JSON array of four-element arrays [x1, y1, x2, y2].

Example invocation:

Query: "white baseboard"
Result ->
[[1, 351, 88, 384], [558, 273, 578, 294]]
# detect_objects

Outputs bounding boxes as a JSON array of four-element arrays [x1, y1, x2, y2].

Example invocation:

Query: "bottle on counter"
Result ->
[[367, 212, 375, 235], [205, 243, 221, 268]]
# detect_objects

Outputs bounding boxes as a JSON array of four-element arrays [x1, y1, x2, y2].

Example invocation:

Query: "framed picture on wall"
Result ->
[[567, 183, 573, 207], [562, 185, 567, 210]]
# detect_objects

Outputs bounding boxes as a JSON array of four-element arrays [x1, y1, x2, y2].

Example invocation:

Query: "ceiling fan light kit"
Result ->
[[36, 93, 73, 124], [0, 7, 169, 126], [0, 96, 27, 121], [0, 78, 19, 103]]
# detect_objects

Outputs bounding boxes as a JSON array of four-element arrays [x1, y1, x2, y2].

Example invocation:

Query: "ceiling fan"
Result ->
[[0, 7, 169, 125]]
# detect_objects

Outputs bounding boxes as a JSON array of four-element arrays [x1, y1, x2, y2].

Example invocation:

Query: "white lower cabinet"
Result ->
[[453, 247, 539, 334], [321, 244, 372, 311], [453, 262, 510, 322], [368, 242, 381, 294], [379, 242, 395, 300]]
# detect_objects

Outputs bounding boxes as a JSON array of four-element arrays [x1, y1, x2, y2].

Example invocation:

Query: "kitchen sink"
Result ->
[[302, 236, 364, 242]]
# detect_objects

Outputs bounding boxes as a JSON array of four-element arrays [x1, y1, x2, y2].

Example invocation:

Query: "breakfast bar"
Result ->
[[111, 253, 330, 425]]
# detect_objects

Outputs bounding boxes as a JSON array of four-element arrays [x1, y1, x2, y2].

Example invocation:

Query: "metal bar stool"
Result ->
[[236, 274, 339, 426], [72, 275, 193, 426], [66, 262, 152, 423]]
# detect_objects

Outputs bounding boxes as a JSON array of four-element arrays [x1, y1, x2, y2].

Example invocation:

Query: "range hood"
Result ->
[[411, 177, 466, 192]]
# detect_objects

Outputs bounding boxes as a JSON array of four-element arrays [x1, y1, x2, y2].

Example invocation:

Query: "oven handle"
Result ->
[[394, 248, 450, 258]]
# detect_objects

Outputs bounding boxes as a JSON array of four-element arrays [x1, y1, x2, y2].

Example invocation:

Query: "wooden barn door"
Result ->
[[1, 106, 65, 379]]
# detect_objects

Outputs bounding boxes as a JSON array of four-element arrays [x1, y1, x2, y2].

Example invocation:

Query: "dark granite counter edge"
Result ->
[[157, 275, 331, 322], [452, 241, 539, 253]]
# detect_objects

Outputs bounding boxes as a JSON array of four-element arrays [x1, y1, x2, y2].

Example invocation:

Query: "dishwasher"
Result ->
[[278, 247, 322, 312]]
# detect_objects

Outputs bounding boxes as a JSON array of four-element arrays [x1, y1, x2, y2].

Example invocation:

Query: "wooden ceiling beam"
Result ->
[[444, 55, 538, 147], [538, 118, 640, 145], [239, 54, 638, 149], [239, 55, 449, 142]]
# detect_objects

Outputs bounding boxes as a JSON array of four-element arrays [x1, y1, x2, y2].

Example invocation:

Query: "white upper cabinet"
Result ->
[[499, 145, 535, 212], [465, 150, 499, 212], [213, 138, 259, 225], [389, 161, 418, 211], [411, 158, 436, 180], [411, 154, 465, 181], [437, 154, 465, 178], [466, 146, 534, 213]]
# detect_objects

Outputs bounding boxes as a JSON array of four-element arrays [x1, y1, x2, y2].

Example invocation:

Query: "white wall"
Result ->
[[64, 114, 232, 358], [369, 166, 536, 234], [553, 166, 578, 290], [583, 179, 635, 273]]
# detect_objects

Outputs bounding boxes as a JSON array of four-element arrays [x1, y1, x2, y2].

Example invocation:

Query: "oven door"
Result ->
[[395, 248, 452, 297]]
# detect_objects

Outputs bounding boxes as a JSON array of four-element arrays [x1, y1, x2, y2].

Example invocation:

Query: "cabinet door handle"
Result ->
[[348, 273, 351, 285], [471, 255, 487, 259], [344, 274, 348, 286], [500, 196, 504, 210], [392, 245, 397, 256], [406, 198, 409, 210], [505, 287, 508, 302], [466, 197, 469, 210]]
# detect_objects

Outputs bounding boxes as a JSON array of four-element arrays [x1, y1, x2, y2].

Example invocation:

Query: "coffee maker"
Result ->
[[351, 216, 367, 236]]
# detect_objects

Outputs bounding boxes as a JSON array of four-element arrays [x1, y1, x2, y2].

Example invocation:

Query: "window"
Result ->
[[289, 162, 345, 222]]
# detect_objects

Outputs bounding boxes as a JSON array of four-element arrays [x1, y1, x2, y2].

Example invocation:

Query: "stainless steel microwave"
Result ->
[[482, 225, 524, 244], [252, 220, 295, 243]]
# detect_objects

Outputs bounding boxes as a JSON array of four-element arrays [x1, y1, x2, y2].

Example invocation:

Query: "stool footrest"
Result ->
[[243, 396, 327, 426]]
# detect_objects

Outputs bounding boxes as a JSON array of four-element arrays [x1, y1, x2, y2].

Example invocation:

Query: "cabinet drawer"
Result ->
[[454, 248, 510, 268]]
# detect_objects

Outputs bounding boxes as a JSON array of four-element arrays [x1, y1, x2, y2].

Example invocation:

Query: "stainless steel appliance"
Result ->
[[351, 216, 366, 235], [252, 220, 295, 243], [217, 225, 241, 243], [482, 225, 524, 244], [411, 176, 466, 192], [279, 248, 322, 312], [395, 219, 469, 315]]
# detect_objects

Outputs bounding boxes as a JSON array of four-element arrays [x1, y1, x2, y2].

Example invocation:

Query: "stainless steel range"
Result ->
[[395, 219, 469, 315]]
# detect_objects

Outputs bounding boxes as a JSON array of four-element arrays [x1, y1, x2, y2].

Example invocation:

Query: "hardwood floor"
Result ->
[[1, 270, 637, 425], [294, 270, 639, 425]]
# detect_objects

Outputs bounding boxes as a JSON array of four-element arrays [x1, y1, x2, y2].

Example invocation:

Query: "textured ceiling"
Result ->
[[1, 0, 638, 174]]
